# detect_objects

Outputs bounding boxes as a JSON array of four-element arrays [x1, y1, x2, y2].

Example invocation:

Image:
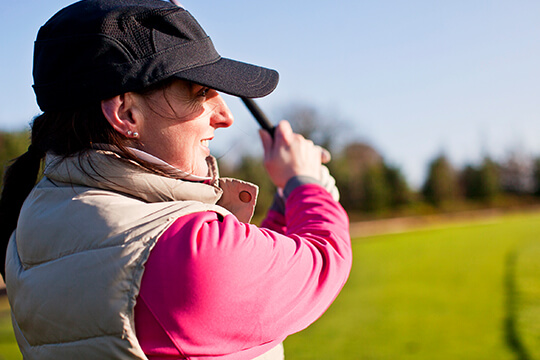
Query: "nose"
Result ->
[[210, 94, 234, 129]]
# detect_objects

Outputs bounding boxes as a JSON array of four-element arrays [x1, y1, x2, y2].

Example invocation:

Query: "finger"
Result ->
[[319, 146, 332, 164], [259, 129, 273, 155], [274, 120, 294, 143]]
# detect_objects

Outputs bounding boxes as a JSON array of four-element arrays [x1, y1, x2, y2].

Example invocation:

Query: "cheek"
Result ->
[[166, 130, 209, 172], [137, 101, 212, 175]]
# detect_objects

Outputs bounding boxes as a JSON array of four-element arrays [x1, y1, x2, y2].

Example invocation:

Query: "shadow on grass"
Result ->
[[504, 249, 530, 360]]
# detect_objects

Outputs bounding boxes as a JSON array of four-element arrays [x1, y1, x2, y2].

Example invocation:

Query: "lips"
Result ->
[[200, 136, 213, 151]]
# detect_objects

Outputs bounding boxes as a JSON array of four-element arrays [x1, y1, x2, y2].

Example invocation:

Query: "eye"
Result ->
[[198, 87, 210, 98]]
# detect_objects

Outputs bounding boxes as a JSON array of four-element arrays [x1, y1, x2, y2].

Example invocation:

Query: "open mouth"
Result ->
[[200, 136, 213, 148]]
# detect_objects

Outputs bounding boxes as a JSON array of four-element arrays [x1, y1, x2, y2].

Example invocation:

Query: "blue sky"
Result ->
[[1, 0, 539, 187]]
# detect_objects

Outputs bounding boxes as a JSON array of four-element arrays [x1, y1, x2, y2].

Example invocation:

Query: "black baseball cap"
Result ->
[[32, 0, 279, 112]]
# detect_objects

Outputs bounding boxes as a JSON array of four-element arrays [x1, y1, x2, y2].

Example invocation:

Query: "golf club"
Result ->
[[241, 98, 275, 138]]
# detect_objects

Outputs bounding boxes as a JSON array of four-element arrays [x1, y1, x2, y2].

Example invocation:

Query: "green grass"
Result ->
[[284, 211, 540, 359], [0, 297, 20, 360], [1, 212, 539, 360], [511, 237, 540, 360]]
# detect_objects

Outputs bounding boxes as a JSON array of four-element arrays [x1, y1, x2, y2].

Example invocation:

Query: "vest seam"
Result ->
[[22, 331, 127, 347], [19, 236, 155, 267]]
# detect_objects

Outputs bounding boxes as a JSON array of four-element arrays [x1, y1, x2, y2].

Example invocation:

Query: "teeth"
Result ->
[[201, 140, 209, 147]]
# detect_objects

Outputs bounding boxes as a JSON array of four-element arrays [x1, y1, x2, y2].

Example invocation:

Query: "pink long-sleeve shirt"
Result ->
[[134, 183, 352, 359]]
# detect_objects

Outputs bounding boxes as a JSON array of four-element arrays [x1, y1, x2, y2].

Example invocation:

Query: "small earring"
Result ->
[[126, 130, 133, 136], [132, 132, 139, 138]]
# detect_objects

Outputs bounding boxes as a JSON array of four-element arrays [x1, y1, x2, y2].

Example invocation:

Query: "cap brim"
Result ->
[[173, 57, 279, 98]]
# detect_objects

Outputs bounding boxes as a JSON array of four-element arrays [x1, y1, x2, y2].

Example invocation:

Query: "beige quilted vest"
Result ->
[[6, 150, 283, 359]]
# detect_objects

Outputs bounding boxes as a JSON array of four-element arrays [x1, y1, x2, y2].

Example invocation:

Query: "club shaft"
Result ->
[[241, 98, 275, 138]]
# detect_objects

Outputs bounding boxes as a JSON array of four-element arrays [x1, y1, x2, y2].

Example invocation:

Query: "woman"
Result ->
[[1, 0, 352, 359]]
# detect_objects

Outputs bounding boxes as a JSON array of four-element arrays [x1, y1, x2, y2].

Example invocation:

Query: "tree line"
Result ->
[[0, 108, 538, 220], [221, 104, 540, 219], [223, 142, 540, 219]]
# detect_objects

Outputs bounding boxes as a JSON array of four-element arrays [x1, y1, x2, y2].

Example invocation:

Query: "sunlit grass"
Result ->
[[285, 212, 540, 359], [1, 212, 539, 359], [0, 296, 20, 360], [512, 238, 540, 360]]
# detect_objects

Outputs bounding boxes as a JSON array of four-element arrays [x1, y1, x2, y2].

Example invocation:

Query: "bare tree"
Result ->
[[281, 103, 351, 152]]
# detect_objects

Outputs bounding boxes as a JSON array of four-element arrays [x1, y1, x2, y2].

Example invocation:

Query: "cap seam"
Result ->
[[147, 36, 215, 60], [124, 15, 148, 59], [157, 56, 222, 79]]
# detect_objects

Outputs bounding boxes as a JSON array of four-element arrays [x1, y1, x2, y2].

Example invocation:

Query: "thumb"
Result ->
[[320, 147, 332, 164]]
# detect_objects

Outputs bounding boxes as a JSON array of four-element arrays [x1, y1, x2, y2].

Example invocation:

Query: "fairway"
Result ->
[[0, 211, 539, 360], [0, 296, 19, 360], [284, 211, 540, 359]]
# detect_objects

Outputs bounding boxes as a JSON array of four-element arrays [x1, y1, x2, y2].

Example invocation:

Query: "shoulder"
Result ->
[[156, 211, 270, 257], [147, 212, 281, 283]]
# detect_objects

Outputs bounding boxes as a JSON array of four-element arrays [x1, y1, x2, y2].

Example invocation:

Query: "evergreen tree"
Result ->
[[477, 157, 500, 202], [384, 164, 411, 207], [362, 165, 390, 213], [327, 156, 358, 211], [461, 164, 481, 199], [422, 154, 459, 206], [461, 158, 500, 203], [533, 157, 540, 197]]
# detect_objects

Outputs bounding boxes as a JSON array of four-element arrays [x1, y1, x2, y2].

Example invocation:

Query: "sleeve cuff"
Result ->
[[269, 191, 286, 214], [283, 175, 323, 198]]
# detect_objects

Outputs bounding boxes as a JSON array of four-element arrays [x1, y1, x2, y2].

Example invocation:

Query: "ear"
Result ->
[[101, 93, 141, 136]]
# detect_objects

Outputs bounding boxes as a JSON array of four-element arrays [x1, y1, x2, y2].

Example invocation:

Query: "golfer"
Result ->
[[1, 0, 352, 359]]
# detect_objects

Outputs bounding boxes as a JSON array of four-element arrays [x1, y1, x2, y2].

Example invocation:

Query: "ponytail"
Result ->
[[0, 143, 44, 279]]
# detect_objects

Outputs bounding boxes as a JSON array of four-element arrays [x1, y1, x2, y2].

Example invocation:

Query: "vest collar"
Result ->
[[43, 149, 259, 222], [43, 149, 224, 205]]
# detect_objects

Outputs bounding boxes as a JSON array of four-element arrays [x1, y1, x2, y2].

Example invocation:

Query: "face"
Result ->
[[132, 79, 234, 177]]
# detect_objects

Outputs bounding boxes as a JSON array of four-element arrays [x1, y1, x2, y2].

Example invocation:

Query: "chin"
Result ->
[[194, 164, 209, 177]]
